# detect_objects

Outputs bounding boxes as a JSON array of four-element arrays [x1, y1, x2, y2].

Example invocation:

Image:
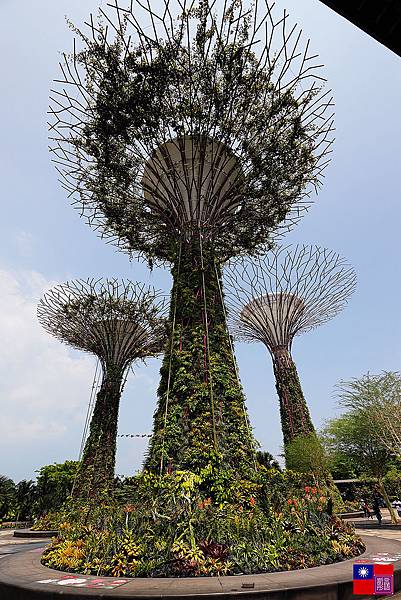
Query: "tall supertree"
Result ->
[[48, 0, 334, 476], [37, 279, 166, 496], [224, 245, 356, 451]]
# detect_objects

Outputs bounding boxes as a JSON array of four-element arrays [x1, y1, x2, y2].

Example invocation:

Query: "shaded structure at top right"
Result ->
[[319, 0, 401, 58], [224, 245, 356, 453]]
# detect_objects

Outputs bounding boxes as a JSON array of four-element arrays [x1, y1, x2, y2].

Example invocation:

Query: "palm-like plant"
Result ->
[[0, 475, 16, 520], [14, 480, 36, 521]]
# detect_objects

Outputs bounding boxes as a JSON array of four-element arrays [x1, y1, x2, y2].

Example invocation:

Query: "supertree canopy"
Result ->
[[38, 279, 166, 496], [48, 0, 335, 477], [49, 0, 334, 261], [50, 0, 332, 261], [224, 245, 356, 449]]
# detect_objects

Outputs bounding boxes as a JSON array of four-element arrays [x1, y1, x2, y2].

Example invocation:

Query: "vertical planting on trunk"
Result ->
[[73, 367, 123, 498], [272, 346, 315, 446], [145, 239, 256, 476]]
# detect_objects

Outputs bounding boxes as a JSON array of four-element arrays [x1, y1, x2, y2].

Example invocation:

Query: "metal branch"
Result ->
[[224, 244, 356, 352], [38, 279, 167, 371], [48, 0, 335, 264]]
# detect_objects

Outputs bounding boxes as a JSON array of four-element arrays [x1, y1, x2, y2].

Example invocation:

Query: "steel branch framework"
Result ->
[[38, 278, 166, 371], [224, 245, 356, 353], [224, 245, 356, 449], [48, 0, 335, 262], [38, 278, 166, 496]]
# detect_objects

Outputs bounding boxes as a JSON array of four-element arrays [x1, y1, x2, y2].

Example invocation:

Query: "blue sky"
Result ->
[[0, 0, 400, 482]]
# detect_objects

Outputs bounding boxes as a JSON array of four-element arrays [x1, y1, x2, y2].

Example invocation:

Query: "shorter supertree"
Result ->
[[224, 245, 356, 452], [38, 279, 166, 497]]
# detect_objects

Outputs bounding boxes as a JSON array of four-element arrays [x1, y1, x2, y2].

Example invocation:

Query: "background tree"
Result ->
[[0, 475, 15, 520], [337, 372, 401, 461], [285, 433, 328, 481], [324, 446, 360, 480], [256, 451, 281, 471], [323, 409, 399, 523], [14, 480, 36, 521], [34, 461, 79, 516]]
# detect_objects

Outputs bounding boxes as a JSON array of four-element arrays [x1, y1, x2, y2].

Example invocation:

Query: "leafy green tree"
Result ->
[[337, 371, 401, 461], [14, 480, 36, 521], [323, 409, 399, 523], [0, 475, 16, 520], [256, 451, 281, 471], [324, 448, 359, 480], [34, 461, 79, 516], [285, 433, 328, 481]]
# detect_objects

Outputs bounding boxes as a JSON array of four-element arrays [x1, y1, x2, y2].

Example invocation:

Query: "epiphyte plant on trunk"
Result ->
[[224, 245, 356, 461], [48, 0, 335, 476], [37, 279, 166, 498]]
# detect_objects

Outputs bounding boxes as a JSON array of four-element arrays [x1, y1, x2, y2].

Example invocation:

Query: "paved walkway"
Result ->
[[0, 530, 51, 547], [0, 535, 400, 599], [348, 508, 401, 530]]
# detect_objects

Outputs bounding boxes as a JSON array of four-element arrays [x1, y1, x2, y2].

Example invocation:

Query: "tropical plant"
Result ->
[[0, 475, 15, 520], [14, 479, 36, 521], [337, 371, 401, 461], [41, 468, 364, 577], [323, 410, 399, 523], [285, 433, 328, 478], [256, 451, 281, 471], [34, 461, 79, 517]]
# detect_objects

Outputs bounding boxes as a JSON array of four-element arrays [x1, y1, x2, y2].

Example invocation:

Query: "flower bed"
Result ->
[[40, 467, 364, 577]]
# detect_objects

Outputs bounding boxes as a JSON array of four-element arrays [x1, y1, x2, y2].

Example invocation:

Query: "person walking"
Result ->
[[360, 499, 372, 519], [372, 493, 382, 525]]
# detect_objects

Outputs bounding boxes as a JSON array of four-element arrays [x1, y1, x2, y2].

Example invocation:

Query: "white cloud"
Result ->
[[0, 268, 94, 476], [12, 230, 35, 258]]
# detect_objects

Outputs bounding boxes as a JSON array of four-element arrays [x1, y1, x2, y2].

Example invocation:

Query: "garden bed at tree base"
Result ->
[[14, 529, 57, 539], [0, 536, 400, 599]]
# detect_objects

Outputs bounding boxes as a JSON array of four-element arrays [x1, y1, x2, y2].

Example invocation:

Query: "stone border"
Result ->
[[13, 529, 57, 539], [352, 522, 401, 530], [338, 511, 364, 519], [0, 536, 400, 599]]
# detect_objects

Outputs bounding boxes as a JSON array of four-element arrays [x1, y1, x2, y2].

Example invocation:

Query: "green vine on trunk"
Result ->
[[272, 347, 315, 452], [73, 365, 124, 498], [145, 238, 256, 476]]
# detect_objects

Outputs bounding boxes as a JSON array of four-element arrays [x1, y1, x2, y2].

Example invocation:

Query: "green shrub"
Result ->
[[41, 467, 364, 577]]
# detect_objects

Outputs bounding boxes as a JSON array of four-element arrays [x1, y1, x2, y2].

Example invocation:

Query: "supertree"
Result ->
[[48, 0, 334, 476], [37, 279, 166, 497], [224, 245, 356, 451]]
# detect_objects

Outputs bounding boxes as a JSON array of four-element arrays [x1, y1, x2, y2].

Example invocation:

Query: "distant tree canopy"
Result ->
[[0, 475, 15, 520], [322, 372, 401, 523], [336, 371, 401, 462], [0, 461, 79, 522], [256, 451, 281, 471], [35, 461, 79, 515]]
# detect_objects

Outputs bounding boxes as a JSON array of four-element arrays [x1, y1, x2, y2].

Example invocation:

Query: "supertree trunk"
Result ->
[[145, 238, 256, 476], [271, 346, 315, 447], [73, 366, 123, 498]]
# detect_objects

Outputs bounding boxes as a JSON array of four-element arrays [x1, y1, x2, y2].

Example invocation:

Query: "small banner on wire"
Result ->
[[118, 433, 151, 438]]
